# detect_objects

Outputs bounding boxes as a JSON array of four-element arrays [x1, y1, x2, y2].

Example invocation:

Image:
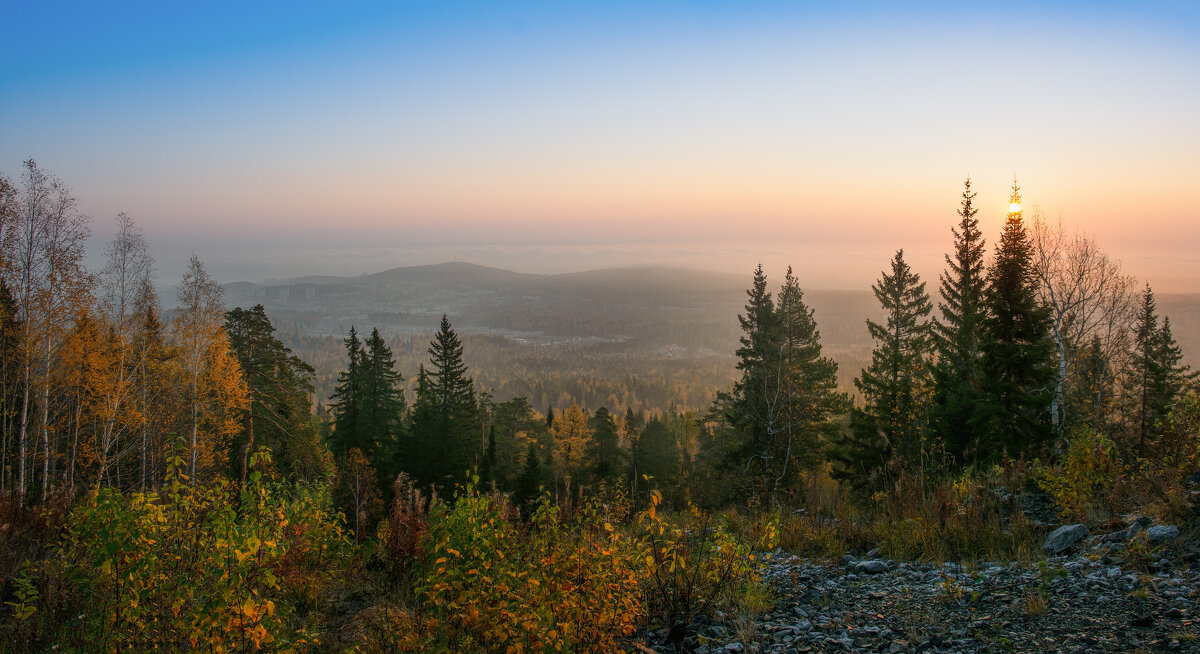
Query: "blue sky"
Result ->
[[2, 2, 1198, 288]]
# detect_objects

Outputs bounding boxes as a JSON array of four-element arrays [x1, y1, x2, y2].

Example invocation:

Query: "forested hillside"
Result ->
[[1, 165, 1198, 652], [227, 261, 1200, 417]]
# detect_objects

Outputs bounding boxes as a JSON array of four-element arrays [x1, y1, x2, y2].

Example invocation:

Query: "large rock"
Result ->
[[1125, 517, 1153, 540], [856, 560, 890, 574], [1043, 524, 1089, 553], [1148, 525, 1180, 543]]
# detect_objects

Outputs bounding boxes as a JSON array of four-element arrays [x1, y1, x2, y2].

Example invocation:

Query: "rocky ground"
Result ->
[[639, 521, 1200, 653]]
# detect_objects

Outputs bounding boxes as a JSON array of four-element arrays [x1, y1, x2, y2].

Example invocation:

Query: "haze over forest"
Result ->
[[4, 3, 1200, 652], [222, 259, 1200, 416]]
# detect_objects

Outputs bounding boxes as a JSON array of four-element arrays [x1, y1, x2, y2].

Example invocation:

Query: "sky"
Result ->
[[2, 1, 1198, 291]]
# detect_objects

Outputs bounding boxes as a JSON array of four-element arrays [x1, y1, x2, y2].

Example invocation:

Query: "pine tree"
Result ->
[[1131, 286, 1194, 455], [329, 327, 364, 457], [633, 418, 680, 498], [585, 406, 624, 486], [835, 249, 934, 491], [513, 441, 544, 518], [225, 304, 320, 484], [932, 177, 989, 468], [976, 180, 1054, 462], [360, 327, 407, 475], [406, 316, 478, 492], [717, 264, 778, 495], [773, 267, 848, 499], [718, 265, 846, 504]]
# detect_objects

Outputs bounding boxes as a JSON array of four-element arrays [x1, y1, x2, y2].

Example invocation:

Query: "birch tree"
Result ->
[[93, 214, 154, 486], [1031, 212, 1137, 433], [172, 255, 228, 482], [3, 161, 91, 503]]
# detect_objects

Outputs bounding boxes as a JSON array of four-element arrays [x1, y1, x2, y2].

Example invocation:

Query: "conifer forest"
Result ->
[[9, 3, 1200, 653], [0, 160, 1197, 653]]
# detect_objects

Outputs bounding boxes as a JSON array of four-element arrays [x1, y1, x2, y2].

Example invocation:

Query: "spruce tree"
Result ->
[[932, 177, 988, 468], [480, 425, 497, 486], [1131, 286, 1194, 455], [405, 365, 437, 486], [718, 265, 846, 504], [585, 406, 624, 486], [513, 441, 544, 517], [633, 418, 680, 497], [774, 267, 848, 498], [406, 316, 478, 492], [717, 264, 778, 494], [360, 328, 407, 465], [976, 180, 1054, 462], [835, 249, 934, 491], [329, 327, 364, 457]]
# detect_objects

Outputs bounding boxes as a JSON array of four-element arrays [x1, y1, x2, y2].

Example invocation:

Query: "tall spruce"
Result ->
[[1131, 285, 1193, 455], [835, 249, 934, 491], [407, 315, 478, 492], [719, 265, 846, 505], [513, 440, 544, 517], [360, 327, 407, 473], [976, 180, 1054, 462], [329, 327, 364, 457], [718, 264, 778, 495], [584, 406, 624, 486], [933, 177, 989, 467], [774, 267, 848, 498], [632, 418, 680, 496]]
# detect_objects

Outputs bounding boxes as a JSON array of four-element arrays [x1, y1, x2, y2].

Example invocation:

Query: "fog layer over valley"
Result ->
[[224, 261, 1200, 415]]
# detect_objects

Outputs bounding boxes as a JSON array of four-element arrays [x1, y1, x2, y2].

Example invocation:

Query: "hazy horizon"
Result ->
[[6, 2, 1199, 294], [120, 238, 1198, 298]]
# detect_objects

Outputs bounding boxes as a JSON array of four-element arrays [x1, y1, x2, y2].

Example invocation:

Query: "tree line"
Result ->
[[708, 177, 1195, 505], [0, 162, 1194, 529]]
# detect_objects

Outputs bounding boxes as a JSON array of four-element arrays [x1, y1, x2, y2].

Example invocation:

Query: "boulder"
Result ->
[[1147, 525, 1179, 543], [856, 560, 889, 574], [1043, 524, 1089, 553], [1125, 517, 1152, 540]]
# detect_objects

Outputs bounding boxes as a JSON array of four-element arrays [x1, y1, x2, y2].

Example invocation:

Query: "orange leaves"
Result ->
[[58, 458, 347, 652], [411, 486, 644, 653]]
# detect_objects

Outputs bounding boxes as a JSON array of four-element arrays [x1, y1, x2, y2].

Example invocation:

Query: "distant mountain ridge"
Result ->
[[232, 261, 750, 293]]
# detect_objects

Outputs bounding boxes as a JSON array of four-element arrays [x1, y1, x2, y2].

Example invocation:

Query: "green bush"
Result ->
[[5, 447, 348, 652]]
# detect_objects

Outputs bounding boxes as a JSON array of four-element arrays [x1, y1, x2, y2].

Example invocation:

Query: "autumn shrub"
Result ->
[[379, 471, 430, 587], [6, 447, 348, 652], [873, 466, 1041, 562], [774, 510, 873, 561], [380, 477, 643, 653], [0, 490, 69, 606], [639, 489, 770, 623], [1038, 427, 1125, 522], [1135, 391, 1200, 528]]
